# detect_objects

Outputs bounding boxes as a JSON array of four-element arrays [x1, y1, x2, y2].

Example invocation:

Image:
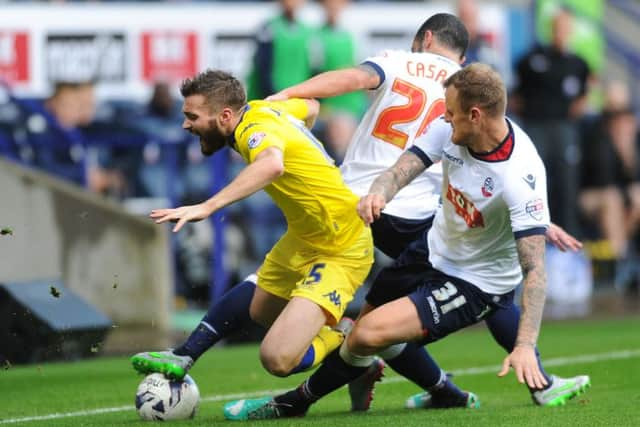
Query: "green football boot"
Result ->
[[223, 397, 285, 421], [405, 390, 480, 409], [532, 375, 591, 406], [130, 350, 193, 380]]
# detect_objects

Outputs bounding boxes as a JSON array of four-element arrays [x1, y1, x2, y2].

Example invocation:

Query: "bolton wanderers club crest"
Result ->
[[481, 177, 494, 197]]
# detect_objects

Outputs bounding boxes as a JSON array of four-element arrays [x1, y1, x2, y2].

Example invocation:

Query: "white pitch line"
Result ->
[[2, 348, 639, 425], [381, 348, 640, 385]]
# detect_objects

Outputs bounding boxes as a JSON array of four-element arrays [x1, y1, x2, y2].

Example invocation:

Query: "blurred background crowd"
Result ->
[[1, 0, 638, 318]]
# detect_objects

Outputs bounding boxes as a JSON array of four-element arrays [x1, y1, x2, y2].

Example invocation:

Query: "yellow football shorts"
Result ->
[[256, 226, 373, 324]]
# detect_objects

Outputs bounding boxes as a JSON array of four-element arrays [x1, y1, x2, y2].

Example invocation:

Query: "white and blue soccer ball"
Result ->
[[135, 373, 200, 421]]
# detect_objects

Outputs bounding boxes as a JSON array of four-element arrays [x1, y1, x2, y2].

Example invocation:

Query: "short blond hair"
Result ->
[[443, 63, 506, 117]]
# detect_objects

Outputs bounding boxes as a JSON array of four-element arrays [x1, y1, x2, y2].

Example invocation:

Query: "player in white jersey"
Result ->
[[224, 64, 590, 420], [414, 110, 549, 294], [356, 63, 589, 405], [339, 49, 457, 223], [267, 13, 468, 258]]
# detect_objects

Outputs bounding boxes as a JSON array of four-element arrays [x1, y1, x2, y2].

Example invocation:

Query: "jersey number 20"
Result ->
[[371, 78, 445, 149]]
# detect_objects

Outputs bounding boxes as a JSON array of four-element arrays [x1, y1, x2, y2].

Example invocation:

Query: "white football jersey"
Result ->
[[411, 117, 550, 294], [340, 50, 461, 219]]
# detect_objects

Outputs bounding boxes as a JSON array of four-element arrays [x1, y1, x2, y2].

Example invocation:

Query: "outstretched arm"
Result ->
[[358, 150, 427, 224], [150, 147, 284, 232], [498, 234, 548, 389], [267, 65, 381, 101]]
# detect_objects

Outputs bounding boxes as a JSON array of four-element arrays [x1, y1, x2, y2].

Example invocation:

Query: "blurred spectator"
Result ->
[[456, 0, 503, 74], [41, 82, 95, 186], [315, 0, 368, 164], [136, 81, 189, 201], [47, 82, 96, 130], [580, 80, 640, 291], [512, 7, 593, 308], [511, 6, 591, 237], [7, 81, 97, 187], [315, 0, 367, 119], [246, 0, 315, 100], [321, 111, 356, 164], [147, 81, 179, 120]]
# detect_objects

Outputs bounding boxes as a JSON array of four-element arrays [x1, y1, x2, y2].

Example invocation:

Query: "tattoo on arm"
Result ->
[[515, 234, 547, 347], [369, 151, 426, 202]]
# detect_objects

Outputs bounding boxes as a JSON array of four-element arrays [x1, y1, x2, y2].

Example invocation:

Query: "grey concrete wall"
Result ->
[[0, 158, 172, 331]]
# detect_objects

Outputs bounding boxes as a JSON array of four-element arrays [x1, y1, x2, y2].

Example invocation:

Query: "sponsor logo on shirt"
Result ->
[[523, 174, 536, 190], [443, 151, 463, 166], [247, 132, 266, 149], [446, 184, 484, 228], [481, 177, 494, 197], [426, 296, 440, 324], [525, 198, 545, 221]]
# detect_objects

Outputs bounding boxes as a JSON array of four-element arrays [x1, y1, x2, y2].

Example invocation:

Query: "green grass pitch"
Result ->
[[1, 316, 639, 426]]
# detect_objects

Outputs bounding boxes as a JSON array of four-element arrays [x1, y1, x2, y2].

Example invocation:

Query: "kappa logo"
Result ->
[[523, 174, 536, 190], [247, 132, 266, 149], [323, 291, 342, 308], [481, 177, 494, 197]]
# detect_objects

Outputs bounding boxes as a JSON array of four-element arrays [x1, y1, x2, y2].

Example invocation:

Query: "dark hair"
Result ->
[[180, 69, 246, 111], [444, 63, 506, 117], [413, 13, 469, 60]]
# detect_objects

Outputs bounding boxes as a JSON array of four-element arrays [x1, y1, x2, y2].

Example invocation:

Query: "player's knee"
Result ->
[[259, 346, 295, 377], [349, 322, 388, 353]]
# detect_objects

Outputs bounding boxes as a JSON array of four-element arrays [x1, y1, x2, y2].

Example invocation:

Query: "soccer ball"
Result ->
[[135, 373, 200, 421]]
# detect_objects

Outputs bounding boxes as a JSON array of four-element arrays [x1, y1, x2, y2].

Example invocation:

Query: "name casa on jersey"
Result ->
[[405, 61, 450, 83]]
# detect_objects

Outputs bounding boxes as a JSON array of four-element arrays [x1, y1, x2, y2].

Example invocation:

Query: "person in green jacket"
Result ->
[[246, 0, 316, 101], [315, 0, 368, 163], [316, 0, 368, 120]]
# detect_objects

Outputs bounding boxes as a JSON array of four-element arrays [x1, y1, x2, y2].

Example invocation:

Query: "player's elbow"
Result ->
[[305, 98, 320, 118], [258, 148, 285, 179], [303, 99, 320, 129], [269, 158, 285, 178], [351, 68, 379, 90]]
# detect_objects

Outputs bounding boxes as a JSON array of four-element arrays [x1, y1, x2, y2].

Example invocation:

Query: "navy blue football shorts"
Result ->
[[371, 213, 433, 259], [366, 233, 514, 345]]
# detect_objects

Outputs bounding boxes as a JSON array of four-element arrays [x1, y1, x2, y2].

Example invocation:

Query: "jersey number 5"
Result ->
[[371, 78, 445, 149]]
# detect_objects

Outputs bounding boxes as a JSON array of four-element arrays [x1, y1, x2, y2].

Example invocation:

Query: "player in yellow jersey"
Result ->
[[131, 69, 373, 380]]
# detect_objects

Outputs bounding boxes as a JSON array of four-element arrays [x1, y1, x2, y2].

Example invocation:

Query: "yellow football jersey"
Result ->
[[231, 99, 364, 251]]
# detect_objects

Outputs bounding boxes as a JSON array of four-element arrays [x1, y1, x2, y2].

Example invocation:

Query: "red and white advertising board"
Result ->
[[0, 3, 509, 101]]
